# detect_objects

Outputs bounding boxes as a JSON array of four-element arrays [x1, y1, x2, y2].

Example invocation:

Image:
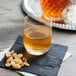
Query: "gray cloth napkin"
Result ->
[[0, 35, 68, 76]]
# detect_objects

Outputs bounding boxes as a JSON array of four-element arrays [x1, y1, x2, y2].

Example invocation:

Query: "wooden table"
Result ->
[[0, 0, 76, 76]]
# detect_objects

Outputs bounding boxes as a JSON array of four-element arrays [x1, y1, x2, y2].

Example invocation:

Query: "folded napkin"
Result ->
[[0, 35, 68, 76]]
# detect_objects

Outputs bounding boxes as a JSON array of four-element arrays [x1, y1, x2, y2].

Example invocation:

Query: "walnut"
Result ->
[[12, 64, 21, 69], [5, 50, 14, 58], [24, 61, 30, 66], [5, 63, 11, 67], [18, 54, 23, 58], [6, 57, 13, 63], [5, 50, 30, 69]]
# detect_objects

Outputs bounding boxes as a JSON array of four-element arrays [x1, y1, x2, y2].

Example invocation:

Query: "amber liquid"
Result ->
[[40, 0, 71, 19], [23, 25, 52, 56]]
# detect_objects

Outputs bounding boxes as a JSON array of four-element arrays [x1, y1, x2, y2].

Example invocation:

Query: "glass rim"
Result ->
[[24, 16, 52, 27], [24, 16, 44, 26]]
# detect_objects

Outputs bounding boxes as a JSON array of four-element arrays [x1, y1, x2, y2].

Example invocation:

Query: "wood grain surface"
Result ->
[[0, 0, 24, 76], [0, 0, 24, 49], [0, 0, 76, 76]]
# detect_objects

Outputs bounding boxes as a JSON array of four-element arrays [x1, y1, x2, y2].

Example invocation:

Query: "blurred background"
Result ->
[[0, 0, 24, 49]]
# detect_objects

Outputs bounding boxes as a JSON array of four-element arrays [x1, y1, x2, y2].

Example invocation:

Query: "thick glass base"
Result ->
[[25, 46, 49, 56]]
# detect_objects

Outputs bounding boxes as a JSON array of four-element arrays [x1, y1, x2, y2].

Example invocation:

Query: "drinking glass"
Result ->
[[23, 16, 52, 57]]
